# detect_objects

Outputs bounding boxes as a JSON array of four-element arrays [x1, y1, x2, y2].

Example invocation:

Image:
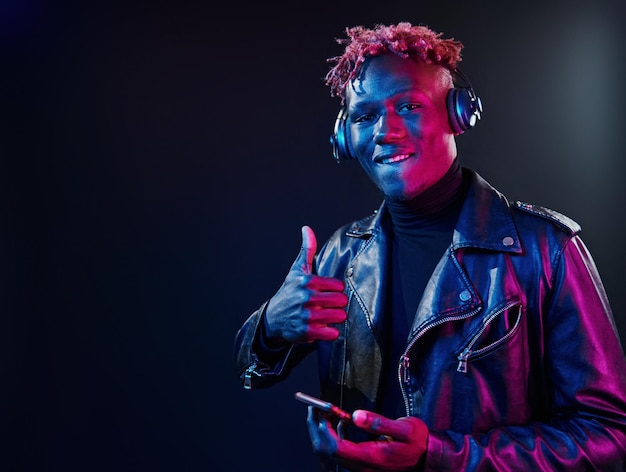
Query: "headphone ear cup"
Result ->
[[447, 86, 482, 135], [330, 107, 354, 162], [447, 88, 464, 135]]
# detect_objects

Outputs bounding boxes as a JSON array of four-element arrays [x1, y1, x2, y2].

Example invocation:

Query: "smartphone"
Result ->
[[294, 391, 353, 424]]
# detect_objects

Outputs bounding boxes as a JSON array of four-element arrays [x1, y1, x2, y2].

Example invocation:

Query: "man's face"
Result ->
[[345, 54, 457, 202]]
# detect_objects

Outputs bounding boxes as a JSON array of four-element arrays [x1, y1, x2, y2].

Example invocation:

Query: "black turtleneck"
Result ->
[[379, 159, 468, 419]]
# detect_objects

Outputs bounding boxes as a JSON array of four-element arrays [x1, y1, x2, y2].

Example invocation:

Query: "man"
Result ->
[[234, 22, 626, 470]]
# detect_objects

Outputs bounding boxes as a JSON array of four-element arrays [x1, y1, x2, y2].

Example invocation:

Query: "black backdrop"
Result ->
[[2, 1, 625, 471]]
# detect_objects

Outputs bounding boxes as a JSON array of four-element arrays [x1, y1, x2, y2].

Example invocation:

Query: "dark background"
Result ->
[[2, 1, 625, 471]]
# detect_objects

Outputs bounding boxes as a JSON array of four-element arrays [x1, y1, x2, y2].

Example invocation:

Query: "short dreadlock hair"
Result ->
[[324, 22, 464, 104]]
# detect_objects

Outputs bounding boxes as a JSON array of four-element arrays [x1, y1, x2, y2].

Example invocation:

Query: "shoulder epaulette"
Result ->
[[514, 201, 581, 236]]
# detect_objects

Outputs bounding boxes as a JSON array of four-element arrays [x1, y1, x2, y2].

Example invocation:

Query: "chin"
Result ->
[[378, 171, 428, 202], [384, 190, 415, 202]]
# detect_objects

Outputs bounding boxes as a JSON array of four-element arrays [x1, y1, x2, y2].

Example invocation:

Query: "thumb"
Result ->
[[299, 225, 317, 275]]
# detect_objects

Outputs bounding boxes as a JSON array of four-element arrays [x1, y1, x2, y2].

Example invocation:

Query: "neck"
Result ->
[[386, 160, 465, 224]]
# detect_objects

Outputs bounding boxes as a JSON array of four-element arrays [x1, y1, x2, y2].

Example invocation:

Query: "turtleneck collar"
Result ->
[[386, 159, 467, 230]]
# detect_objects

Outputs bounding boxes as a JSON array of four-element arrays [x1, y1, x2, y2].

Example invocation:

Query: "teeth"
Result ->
[[381, 154, 410, 164]]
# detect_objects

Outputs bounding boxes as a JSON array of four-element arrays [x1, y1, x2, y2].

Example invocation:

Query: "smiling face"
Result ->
[[345, 54, 457, 202]]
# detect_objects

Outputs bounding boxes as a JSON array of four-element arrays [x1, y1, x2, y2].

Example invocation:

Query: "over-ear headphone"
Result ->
[[446, 68, 483, 136], [330, 68, 483, 162]]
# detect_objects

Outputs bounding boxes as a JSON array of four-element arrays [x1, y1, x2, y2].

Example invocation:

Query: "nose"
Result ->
[[373, 112, 404, 144]]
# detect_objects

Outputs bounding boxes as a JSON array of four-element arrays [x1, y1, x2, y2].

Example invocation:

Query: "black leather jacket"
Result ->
[[235, 169, 626, 470]]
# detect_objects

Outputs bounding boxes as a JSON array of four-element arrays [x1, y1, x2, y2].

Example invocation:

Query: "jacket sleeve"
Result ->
[[233, 301, 315, 389], [425, 235, 626, 471]]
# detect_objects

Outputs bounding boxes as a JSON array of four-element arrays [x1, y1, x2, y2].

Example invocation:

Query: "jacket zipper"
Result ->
[[398, 307, 481, 416], [457, 348, 471, 374], [243, 361, 259, 389], [456, 301, 522, 373], [243, 355, 269, 390]]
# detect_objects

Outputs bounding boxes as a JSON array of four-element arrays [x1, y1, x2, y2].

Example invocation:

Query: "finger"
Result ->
[[306, 405, 322, 450], [307, 406, 339, 456], [300, 225, 317, 275], [352, 410, 413, 441], [306, 324, 341, 342], [353, 410, 428, 442], [305, 291, 348, 309], [306, 275, 346, 293], [289, 225, 317, 276], [337, 418, 349, 440], [303, 308, 346, 342], [308, 308, 347, 325], [305, 284, 348, 303], [336, 415, 428, 470]]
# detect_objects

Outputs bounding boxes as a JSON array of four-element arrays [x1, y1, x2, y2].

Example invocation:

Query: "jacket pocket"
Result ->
[[454, 299, 523, 373]]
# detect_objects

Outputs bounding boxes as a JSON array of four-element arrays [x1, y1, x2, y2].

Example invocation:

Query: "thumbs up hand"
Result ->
[[264, 226, 348, 344]]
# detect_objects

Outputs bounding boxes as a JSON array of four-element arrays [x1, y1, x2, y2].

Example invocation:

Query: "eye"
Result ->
[[353, 113, 376, 124], [399, 103, 422, 112]]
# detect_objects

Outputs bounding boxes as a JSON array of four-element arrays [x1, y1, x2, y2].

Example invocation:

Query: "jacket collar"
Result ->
[[452, 169, 522, 254]]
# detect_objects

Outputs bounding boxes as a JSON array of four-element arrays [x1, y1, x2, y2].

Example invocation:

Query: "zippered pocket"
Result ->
[[455, 300, 523, 374]]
